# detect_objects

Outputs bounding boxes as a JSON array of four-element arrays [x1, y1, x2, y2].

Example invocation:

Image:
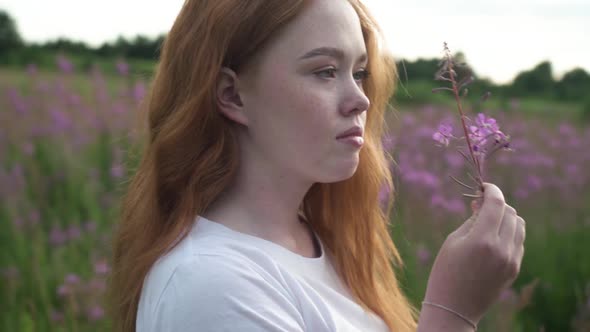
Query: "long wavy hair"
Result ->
[[108, 0, 418, 331]]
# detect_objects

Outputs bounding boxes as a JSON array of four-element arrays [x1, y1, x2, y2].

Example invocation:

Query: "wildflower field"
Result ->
[[1, 59, 589, 331]]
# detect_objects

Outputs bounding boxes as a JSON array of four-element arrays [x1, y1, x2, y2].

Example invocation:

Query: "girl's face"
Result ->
[[237, 0, 370, 183]]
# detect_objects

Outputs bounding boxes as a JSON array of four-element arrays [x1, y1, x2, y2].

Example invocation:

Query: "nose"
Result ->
[[339, 82, 370, 117]]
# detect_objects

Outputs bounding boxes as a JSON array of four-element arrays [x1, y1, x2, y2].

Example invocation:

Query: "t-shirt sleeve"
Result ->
[[149, 253, 306, 332]]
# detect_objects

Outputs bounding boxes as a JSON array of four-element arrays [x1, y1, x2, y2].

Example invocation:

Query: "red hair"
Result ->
[[108, 1, 418, 331]]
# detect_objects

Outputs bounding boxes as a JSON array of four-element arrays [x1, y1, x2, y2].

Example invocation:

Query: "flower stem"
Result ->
[[444, 43, 483, 191]]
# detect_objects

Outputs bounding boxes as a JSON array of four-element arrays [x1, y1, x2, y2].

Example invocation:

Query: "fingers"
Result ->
[[514, 217, 526, 246], [498, 205, 517, 239], [472, 183, 506, 235], [513, 245, 524, 273], [513, 217, 526, 262], [505, 217, 526, 285]]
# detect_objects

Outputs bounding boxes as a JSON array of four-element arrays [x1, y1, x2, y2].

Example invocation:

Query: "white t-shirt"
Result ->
[[136, 216, 390, 332]]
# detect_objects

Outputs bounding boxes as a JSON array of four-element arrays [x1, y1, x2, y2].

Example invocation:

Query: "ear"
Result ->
[[216, 67, 249, 126]]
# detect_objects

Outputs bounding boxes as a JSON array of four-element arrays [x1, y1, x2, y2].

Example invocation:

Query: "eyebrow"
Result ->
[[298, 47, 367, 63]]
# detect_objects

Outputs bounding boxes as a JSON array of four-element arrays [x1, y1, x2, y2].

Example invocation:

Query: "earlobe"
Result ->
[[216, 67, 249, 126]]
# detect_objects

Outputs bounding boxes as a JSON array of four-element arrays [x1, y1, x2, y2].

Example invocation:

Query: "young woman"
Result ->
[[109, 0, 526, 331]]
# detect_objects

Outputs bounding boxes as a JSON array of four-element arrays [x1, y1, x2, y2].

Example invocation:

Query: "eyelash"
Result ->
[[315, 68, 371, 82]]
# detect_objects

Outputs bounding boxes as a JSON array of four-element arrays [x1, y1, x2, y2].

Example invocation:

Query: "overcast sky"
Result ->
[[1, 0, 588, 84]]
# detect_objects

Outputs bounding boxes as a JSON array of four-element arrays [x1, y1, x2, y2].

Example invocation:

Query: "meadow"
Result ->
[[1, 58, 589, 331]]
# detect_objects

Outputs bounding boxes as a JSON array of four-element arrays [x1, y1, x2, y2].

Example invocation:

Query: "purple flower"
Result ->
[[433, 123, 454, 147], [94, 260, 110, 275], [67, 93, 82, 107], [49, 226, 67, 246], [378, 184, 391, 206], [86, 305, 105, 321], [444, 198, 466, 214], [565, 164, 580, 178], [57, 284, 71, 297], [468, 125, 481, 141], [514, 188, 529, 199], [402, 113, 416, 126], [444, 153, 463, 168], [427, 45, 518, 214], [558, 123, 575, 137], [22, 142, 35, 156], [65, 273, 81, 285], [84, 221, 97, 233], [111, 163, 125, 178], [50, 309, 64, 323], [430, 194, 445, 208], [416, 244, 431, 266], [429, 194, 465, 214], [26, 64, 38, 76], [466, 114, 511, 158], [419, 171, 441, 189], [382, 134, 396, 151], [499, 288, 517, 303], [67, 225, 82, 241], [116, 59, 130, 76], [112, 103, 126, 115], [88, 277, 107, 291], [526, 175, 543, 191], [12, 218, 24, 229], [56, 54, 74, 74], [8, 88, 28, 114], [475, 113, 499, 136], [133, 81, 147, 103], [29, 210, 40, 225], [403, 170, 441, 189], [49, 107, 72, 131]]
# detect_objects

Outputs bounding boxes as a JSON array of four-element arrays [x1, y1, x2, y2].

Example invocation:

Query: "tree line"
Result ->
[[1, 10, 589, 104], [397, 57, 590, 102]]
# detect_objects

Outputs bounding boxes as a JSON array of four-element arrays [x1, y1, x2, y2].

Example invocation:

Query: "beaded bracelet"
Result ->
[[421, 301, 478, 331]]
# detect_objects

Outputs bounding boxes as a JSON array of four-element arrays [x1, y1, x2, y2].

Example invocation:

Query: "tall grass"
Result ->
[[1, 58, 589, 331]]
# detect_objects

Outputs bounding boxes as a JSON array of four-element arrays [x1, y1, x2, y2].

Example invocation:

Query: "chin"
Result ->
[[318, 163, 359, 183]]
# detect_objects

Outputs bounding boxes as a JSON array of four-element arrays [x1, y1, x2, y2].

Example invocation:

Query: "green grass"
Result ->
[[393, 78, 584, 121], [2, 67, 589, 331]]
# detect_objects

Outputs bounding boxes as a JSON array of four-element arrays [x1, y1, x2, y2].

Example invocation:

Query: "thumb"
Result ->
[[472, 182, 506, 235]]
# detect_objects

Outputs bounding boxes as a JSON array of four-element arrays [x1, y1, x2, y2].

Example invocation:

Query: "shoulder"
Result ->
[[157, 251, 298, 307], [161, 252, 284, 298], [139, 224, 284, 309], [138, 253, 305, 331]]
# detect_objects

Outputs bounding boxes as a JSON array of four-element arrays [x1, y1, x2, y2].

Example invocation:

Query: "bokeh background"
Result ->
[[1, 1, 589, 331]]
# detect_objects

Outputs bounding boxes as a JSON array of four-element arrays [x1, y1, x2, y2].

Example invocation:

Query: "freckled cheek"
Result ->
[[272, 78, 334, 146], [297, 96, 332, 146]]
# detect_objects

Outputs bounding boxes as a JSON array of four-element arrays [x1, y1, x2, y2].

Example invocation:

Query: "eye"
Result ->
[[315, 68, 337, 79], [353, 69, 370, 82]]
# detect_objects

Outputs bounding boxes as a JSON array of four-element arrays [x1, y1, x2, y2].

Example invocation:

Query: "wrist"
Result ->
[[417, 303, 477, 332]]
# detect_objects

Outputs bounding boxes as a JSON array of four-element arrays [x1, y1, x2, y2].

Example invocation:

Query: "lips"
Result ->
[[336, 126, 363, 139]]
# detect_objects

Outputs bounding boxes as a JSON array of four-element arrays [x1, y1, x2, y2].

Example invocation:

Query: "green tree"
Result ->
[[127, 35, 159, 59], [555, 68, 590, 101], [42, 38, 92, 55], [396, 58, 439, 81], [96, 34, 164, 60], [0, 10, 23, 54], [452, 51, 476, 81], [510, 61, 555, 98]]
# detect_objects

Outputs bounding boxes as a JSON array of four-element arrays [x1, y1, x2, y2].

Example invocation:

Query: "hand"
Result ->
[[422, 182, 526, 324]]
